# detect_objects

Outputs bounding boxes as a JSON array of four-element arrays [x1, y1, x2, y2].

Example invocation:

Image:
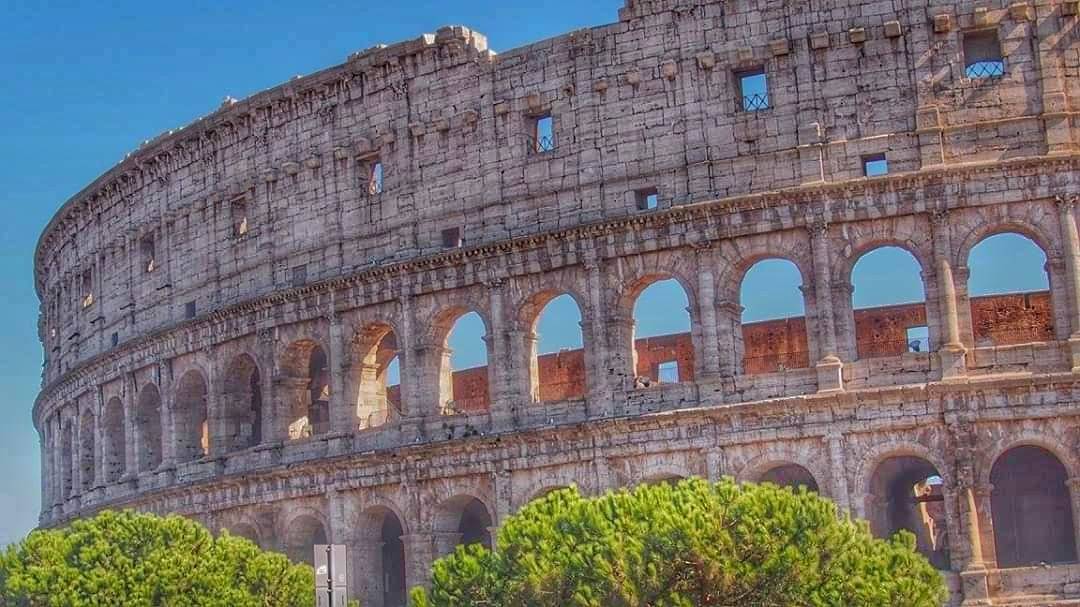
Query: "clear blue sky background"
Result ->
[[0, 1, 1049, 547]]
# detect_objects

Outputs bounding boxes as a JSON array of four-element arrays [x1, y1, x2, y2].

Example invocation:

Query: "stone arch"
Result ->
[[282, 509, 328, 566], [101, 396, 125, 483], [990, 444, 1078, 567], [758, 464, 820, 492], [135, 383, 162, 473], [518, 288, 588, 403], [78, 407, 96, 493], [863, 451, 951, 570], [279, 339, 331, 439], [739, 454, 825, 494], [218, 352, 263, 453], [618, 269, 697, 388], [429, 306, 490, 416], [355, 502, 409, 607], [349, 321, 401, 429], [433, 494, 494, 555], [526, 484, 573, 505], [736, 256, 812, 374], [845, 244, 931, 359], [173, 368, 209, 463], [226, 521, 262, 547], [954, 218, 1059, 272]]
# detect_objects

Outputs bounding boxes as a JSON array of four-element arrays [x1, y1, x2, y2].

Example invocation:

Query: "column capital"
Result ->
[[929, 207, 951, 228], [1056, 193, 1080, 212], [807, 219, 830, 240]]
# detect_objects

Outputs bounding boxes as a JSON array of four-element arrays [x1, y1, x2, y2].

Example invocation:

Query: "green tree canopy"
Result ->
[[0, 509, 313, 607], [413, 478, 947, 607]]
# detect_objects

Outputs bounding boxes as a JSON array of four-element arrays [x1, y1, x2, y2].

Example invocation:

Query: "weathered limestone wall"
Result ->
[[31, 1, 1080, 605]]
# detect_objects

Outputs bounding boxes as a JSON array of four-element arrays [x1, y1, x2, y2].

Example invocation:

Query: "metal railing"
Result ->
[[965, 60, 1004, 79], [740, 93, 771, 112], [529, 134, 556, 154], [743, 350, 811, 375]]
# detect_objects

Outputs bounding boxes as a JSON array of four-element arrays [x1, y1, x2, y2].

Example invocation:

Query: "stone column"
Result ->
[[71, 407, 83, 499], [507, 329, 536, 405], [122, 372, 138, 481], [39, 423, 52, 513], [486, 280, 514, 430], [51, 415, 63, 512], [832, 282, 856, 361], [273, 377, 308, 441], [351, 535, 385, 606], [328, 313, 354, 434], [158, 361, 177, 472], [704, 447, 725, 481], [93, 387, 106, 490], [583, 260, 610, 414], [716, 301, 742, 376], [930, 210, 968, 379], [808, 221, 843, 392], [257, 328, 279, 444], [1056, 196, 1080, 371], [401, 533, 435, 591], [695, 262, 721, 380], [958, 482, 992, 605], [826, 433, 851, 512], [432, 532, 463, 559], [1066, 478, 1080, 562]]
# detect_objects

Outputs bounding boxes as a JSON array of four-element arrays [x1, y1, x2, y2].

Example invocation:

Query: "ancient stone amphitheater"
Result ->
[[32, 0, 1080, 604]]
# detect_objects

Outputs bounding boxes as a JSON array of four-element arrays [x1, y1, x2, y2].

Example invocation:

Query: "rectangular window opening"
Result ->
[[636, 187, 660, 211], [231, 197, 249, 238], [964, 30, 1004, 79], [368, 161, 384, 195], [441, 227, 463, 249], [863, 153, 889, 177], [185, 301, 197, 320], [140, 235, 156, 273], [110, 332, 119, 348], [737, 68, 770, 112], [658, 360, 680, 384], [291, 264, 308, 287], [906, 326, 930, 353], [81, 270, 94, 308], [533, 115, 555, 153]]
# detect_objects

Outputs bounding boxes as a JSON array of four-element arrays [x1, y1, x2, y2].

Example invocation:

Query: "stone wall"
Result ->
[[31, 1, 1080, 605]]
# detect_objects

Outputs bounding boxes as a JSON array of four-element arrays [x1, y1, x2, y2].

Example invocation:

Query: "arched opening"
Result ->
[[868, 456, 950, 570], [102, 397, 125, 483], [529, 293, 585, 402], [631, 278, 693, 387], [739, 259, 809, 374], [78, 410, 95, 492], [60, 422, 73, 500], [228, 523, 261, 547], [850, 247, 929, 358], [441, 312, 489, 415], [280, 340, 331, 440], [220, 354, 263, 452], [642, 474, 685, 486], [361, 507, 407, 607], [174, 370, 209, 463], [759, 464, 819, 492], [351, 324, 400, 429], [285, 514, 328, 566], [991, 445, 1077, 567], [435, 496, 493, 556], [967, 232, 1053, 346], [135, 384, 162, 473]]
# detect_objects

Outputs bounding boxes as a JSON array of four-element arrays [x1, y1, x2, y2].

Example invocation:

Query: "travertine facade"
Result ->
[[31, 0, 1080, 604]]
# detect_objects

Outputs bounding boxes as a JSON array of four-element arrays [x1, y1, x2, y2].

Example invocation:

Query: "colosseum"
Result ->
[[30, 0, 1080, 604]]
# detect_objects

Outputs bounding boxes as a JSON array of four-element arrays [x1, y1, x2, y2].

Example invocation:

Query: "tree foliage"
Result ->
[[0, 509, 314, 607], [412, 478, 947, 607]]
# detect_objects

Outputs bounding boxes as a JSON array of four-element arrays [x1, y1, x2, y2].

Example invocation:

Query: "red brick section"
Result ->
[[388, 291, 1054, 410]]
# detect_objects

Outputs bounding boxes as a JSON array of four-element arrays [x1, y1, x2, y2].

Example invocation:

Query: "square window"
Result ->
[[906, 326, 930, 353], [533, 115, 555, 153], [291, 264, 308, 287], [368, 161, 383, 195], [737, 68, 770, 112], [441, 227, 463, 249], [963, 30, 1004, 79], [636, 187, 660, 211], [863, 153, 888, 177], [658, 360, 680, 384]]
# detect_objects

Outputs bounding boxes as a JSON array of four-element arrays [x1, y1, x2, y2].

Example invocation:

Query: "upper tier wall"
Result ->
[[35, 0, 1080, 383]]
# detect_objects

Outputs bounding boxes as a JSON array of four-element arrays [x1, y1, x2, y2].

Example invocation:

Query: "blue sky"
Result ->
[[0, 2, 1050, 547]]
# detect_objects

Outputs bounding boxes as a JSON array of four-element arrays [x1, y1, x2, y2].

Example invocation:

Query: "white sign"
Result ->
[[314, 544, 348, 607]]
